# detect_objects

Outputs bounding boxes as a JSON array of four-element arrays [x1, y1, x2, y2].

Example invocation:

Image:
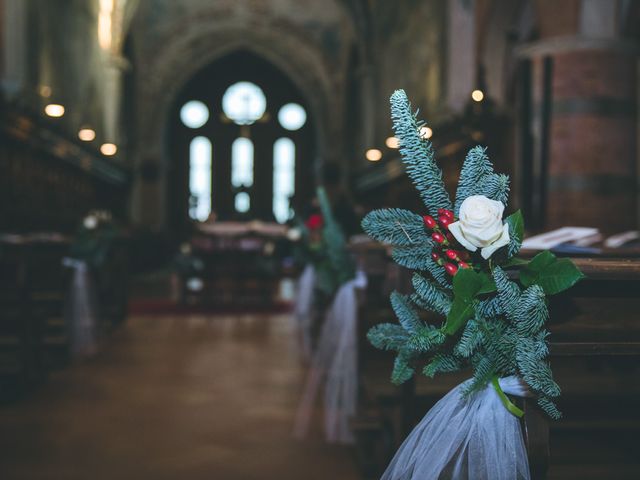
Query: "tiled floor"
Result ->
[[0, 314, 361, 480]]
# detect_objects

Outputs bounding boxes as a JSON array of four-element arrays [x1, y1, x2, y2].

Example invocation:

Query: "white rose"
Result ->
[[448, 195, 510, 259]]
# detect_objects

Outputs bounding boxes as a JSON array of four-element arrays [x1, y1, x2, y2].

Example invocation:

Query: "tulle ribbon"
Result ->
[[293, 270, 368, 444], [62, 258, 99, 357], [293, 264, 316, 360], [381, 376, 532, 480]]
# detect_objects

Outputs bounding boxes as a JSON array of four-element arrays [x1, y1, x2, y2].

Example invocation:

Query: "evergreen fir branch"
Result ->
[[464, 355, 496, 395], [411, 273, 452, 316], [516, 348, 561, 398], [454, 146, 510, 215], [537, 396, 562, 420], [390, 292, 422, 334], [367, 323, 410, 351], [476, 296, 504, 318], [514, 285, 549, 336], [493, 266, 521, 321], [390, 90, 452, 215], [361, 208, 426, 246], [423, 353, 462, 377], [477, 173, 510, 206], [454, 318, 482, 358], [423, 257, 452, 290], [392, 242, 434, 271], [486, 326, 519, 375], [391, 352, 415, 384], [405, 326, 446, 353], [317, 187, 355, 286]]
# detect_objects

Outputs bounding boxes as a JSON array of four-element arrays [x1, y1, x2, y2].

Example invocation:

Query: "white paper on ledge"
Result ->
[[521, 226, 599, 250]]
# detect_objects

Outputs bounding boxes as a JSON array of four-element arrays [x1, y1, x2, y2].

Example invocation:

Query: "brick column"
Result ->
[[518, 1, 638, 232]]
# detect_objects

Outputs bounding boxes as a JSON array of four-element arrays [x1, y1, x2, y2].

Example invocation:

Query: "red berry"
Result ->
[[431, 252, 440, 262], [445, 249, 458, 260], [444, 263, 458, 276], [438, 209, 454, 220], [423, 215, 437, 229], [446, 232, 455, 243], [438, 215, 453, 229], [432, 232, 445, 244], [458, 261, 470, 269]]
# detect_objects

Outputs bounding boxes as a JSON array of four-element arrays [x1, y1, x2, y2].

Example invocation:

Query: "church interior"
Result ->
[[1, 0, 639, 478]]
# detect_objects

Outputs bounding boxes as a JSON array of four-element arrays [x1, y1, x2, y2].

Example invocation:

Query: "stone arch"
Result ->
[[132, 18, 343, 227]]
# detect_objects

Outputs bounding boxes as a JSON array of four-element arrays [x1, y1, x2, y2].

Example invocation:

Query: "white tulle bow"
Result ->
[[293, 270, 367, 444], [381, 376, 531, 480], [293, 264, 316, 359]]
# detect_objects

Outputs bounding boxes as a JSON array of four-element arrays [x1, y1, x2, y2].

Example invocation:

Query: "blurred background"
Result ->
[[0, 1, 639, 479]]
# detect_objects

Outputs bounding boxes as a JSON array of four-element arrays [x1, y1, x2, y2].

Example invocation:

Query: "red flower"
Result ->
[[305, 214, 324, 230]]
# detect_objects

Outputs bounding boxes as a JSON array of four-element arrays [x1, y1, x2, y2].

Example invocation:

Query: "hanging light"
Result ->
[[44, 104, 65, 118], [471, 89, 484, 102], [366, 148, 382, 162], [78, 128, 96, 142], [385, 136, 400, 149], [100, 143, 117, 156]]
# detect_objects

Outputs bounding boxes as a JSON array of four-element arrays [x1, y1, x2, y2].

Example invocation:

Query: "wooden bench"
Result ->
[[351, 242, 640, 478]]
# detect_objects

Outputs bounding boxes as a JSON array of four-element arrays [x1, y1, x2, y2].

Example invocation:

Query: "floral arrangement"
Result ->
[[69, 210, 118, 268], [362, 90, 584, 419], [291, 187, 355, 298]]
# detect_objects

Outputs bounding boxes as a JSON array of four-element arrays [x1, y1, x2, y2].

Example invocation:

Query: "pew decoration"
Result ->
[[64, 210, 118, 357], [361, 90, 584, 478], [293, 187, 366, 444]]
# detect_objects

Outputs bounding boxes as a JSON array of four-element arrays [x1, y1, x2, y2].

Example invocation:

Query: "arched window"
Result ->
[[231, 137, 254, 188], [175, 56, 311, 226], [273, 138, 295, 223], [188, 136, 212, 221]]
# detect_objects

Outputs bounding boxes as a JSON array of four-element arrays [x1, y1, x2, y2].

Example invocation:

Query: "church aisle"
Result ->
[[0, 314, 361, 480]]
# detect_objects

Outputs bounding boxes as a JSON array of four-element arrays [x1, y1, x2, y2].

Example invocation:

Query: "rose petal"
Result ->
[[480, 223, 510, 259], [448, 221, 478, 252]]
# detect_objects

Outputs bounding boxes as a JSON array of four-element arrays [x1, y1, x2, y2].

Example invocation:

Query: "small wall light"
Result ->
[[366, 148, 382, 162], [471, 89, 484, 102], [385, 136, 400, 149], [100, 143, 117, 156], [78, 128, 96, 142], [44, 104, 65, 118]]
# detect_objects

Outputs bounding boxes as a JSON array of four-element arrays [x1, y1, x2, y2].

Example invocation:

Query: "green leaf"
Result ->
[[502, 257, 529, 267], [532, 259, 584, 295], [521, 250, 584, 294], [506, 210, 524, 244], [442, 268, 490, 334], [452, 267, 483, 299], [476, 271, 497, 294], [443, 296, 476, 335], [505, 210, 524, 257]]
